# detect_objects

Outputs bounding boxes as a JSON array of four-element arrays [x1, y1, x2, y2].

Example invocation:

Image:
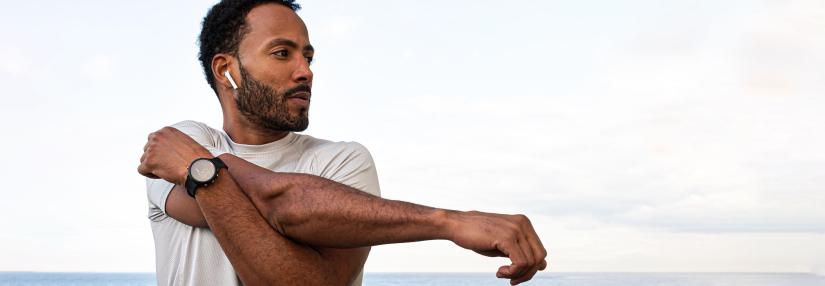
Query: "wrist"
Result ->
[[177, 167, 188, 186], [430, 208, 459, 241], [179, 153, 215, 186]]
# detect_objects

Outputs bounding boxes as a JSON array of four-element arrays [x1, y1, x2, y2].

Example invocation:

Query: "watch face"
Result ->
[[190, 159, 216, 183]]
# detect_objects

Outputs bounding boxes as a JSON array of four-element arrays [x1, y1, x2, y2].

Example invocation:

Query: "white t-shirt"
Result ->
[[146, 120, 381, 286]]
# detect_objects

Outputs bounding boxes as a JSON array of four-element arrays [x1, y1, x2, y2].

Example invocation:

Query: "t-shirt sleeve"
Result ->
[[313, 142, 381, 198], [146, 120, 225, 220], [147, 178, 175, 221]]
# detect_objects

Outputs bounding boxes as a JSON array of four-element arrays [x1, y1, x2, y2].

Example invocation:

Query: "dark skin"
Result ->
[[138, 4, 547, 286]]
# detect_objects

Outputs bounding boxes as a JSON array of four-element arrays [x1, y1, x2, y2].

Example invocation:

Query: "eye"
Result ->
[[305, 56, 314, 65], [272, 50, 288, 57]]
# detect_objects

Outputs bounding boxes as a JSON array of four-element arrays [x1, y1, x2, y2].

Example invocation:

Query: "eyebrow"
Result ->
[[264, 38, 314, 53]]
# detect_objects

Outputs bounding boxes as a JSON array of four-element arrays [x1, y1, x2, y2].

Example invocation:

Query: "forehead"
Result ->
[[241, 4, 309, 49]]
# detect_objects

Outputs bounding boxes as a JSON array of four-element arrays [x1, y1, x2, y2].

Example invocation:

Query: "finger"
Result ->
[[516, 234, 536, 277], [137, 164, 158, 178], [496, 265, 509, 278], [147, 131, 159, 144], [144, 134, 154, 151], [510, 265, 539, 285], [511, 257, 545, 285], [524, 217, 548, 264], [521, 218, 548, 272], [138, 164, 147, 176], [497, 240, 529, 279]]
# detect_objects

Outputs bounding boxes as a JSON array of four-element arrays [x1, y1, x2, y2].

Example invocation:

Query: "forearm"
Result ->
[[194, 168, 340, 285], [218, 154, 454, 248]]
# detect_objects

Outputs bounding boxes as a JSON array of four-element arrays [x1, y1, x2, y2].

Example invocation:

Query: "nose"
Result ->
[[293, 59, 313, 85]]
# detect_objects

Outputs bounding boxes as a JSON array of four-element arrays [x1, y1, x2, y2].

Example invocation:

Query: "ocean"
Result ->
[[0, 272, 823, 286]]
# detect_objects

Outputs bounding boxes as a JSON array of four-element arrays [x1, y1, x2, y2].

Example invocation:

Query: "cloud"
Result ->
[[362, 0, 825, 235], [0, 45, 35, 79], [79, 54, 117, 80], [500, 0, 825, 233]]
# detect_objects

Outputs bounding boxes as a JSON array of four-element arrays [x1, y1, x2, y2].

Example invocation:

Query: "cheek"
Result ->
[[259, 69, 292, 86]]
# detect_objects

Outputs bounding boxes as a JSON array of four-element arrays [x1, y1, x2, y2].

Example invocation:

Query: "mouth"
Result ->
[[287, 91, 311, 101], [287, 92, 311, 108]]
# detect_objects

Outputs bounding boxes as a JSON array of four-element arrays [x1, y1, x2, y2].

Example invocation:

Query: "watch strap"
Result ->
[[185, 175, 199, 198], [211, 157, 227, 170]]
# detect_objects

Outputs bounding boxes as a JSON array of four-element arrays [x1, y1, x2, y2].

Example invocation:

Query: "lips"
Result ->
[[287, 92, 311, 108], [288, 92, 311, 101]]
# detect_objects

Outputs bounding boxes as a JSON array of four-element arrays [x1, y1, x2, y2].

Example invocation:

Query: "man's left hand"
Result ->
[[138, 127, 212, 185]]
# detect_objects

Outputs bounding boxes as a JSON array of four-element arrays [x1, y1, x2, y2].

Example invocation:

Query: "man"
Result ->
[[138, 1, 547, 285]]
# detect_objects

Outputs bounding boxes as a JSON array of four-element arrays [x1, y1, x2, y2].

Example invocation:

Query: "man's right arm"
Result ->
[[141, 126, 547, 285]]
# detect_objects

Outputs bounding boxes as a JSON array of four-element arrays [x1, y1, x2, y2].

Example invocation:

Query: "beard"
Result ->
[[235, 64, 310, 132]]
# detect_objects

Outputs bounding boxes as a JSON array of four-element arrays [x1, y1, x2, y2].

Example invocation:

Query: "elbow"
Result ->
[[266, 193, 304, 237], [261, 182, 306, 236]]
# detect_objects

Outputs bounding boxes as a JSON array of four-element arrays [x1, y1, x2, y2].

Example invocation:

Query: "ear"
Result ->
[[211, 53, 239, 91]]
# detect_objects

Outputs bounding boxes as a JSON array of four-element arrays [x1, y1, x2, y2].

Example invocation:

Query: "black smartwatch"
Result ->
[[185, 157, 228, 198]]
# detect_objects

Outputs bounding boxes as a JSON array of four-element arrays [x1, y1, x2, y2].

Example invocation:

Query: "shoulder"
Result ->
[[299, 134, 373, 163], [297, 135, 381, 197], [297, 134, 376, 175], [168, 120, 222, 146], [169, 120, 217, 136]]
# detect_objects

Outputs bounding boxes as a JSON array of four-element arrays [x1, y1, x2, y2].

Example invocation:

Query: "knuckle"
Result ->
[[509, 224, 522, 235], [504, 231, 518, 241]]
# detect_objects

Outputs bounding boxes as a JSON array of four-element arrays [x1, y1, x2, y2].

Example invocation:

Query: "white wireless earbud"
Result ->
[[224, 70, 238, 90]]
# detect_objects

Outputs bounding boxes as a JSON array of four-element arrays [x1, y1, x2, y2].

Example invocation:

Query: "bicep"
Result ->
[[165, 185, 209, 228]]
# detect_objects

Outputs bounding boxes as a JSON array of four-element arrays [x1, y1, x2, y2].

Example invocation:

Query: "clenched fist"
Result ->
[[446, 211, 548, 285], [138, 127, 213, 185]]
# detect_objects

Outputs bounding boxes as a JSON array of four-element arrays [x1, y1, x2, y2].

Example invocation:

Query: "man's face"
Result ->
[[235, 4, 314, 132]]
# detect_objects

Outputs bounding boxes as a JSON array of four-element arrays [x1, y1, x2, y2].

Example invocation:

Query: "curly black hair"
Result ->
[[198, 0, 301, 93]]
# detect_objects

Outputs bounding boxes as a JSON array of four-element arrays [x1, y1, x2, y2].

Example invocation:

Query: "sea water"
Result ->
[[1, 272, 823, 286]]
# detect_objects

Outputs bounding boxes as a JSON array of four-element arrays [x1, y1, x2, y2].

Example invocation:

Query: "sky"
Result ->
[[1, 0, 824, 274]]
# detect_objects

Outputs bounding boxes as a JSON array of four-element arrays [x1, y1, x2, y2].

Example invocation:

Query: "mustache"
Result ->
[[284, 84, 312, 97]]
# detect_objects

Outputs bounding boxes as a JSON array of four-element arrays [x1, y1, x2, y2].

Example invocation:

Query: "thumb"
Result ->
[[496, 265, 510, 278]]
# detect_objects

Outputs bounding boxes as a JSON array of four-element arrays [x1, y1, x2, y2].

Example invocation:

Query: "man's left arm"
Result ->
[[192, 172, 368, 286]]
